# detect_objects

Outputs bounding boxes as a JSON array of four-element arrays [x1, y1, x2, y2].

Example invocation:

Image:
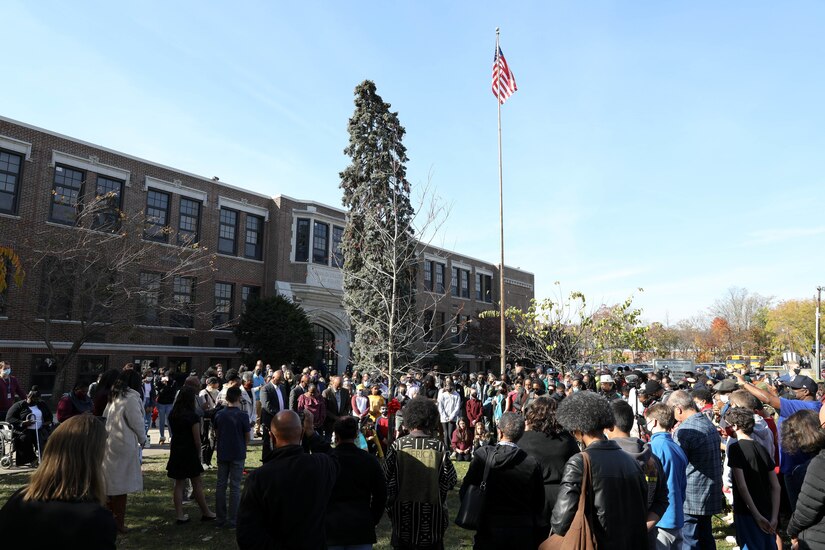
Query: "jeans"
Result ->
[[216, 459, 244, 525], [653, 526, 683, 550], [156, 403, 173, 439], [734, 513, 777, 550], [682, 514, 714, 550], [143, 403, 153, 435]]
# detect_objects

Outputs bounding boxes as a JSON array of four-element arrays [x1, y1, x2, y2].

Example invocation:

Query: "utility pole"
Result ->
[[817, 286, 822, 380]]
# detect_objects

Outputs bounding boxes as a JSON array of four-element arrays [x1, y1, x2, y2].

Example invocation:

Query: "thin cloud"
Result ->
[[745, 226, 825, 245]]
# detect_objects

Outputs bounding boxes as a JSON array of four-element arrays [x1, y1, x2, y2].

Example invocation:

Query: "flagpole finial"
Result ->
[[496, 27, 500, 34]]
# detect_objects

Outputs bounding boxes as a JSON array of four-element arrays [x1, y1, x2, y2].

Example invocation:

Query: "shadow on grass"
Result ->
[[2, 450, 788, 549]]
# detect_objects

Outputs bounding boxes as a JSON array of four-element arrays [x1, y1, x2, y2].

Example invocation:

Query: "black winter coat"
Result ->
[[325, 442, 387, 545], [459, 443, 545, 550], [518, 429, 579, 523], [551, 439, 649, 550], [788, 448, 825, 549], [236, 444, 339, 550]]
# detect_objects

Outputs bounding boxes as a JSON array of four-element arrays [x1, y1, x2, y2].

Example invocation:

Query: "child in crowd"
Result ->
[[451, 417, 473, 461], [472, 421, 491, 452], [213, 386, 251, 528], [725, 407, 780, 550]]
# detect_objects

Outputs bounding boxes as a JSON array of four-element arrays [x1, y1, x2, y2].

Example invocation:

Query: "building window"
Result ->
[[476, 273, 493, 303], [171, 276, 195, 328], [453, 314, 468, 344], [213, 282, 234, 328], [91, 176, 124, 231], [137, 271, 161, 325], [144, 189, 171, 242], [38, 257, 74, 320], [331, 225, 344, 268], [177, 198, 201, 246], [424, 261, 433, 291], [167, 357, 193, 374], [437, 311, 446, 340], [295, 218, 310, 262], [0, 149, 23, 215], [77, 356, 108, 388], [451, 267, 458, 296], [435, 262, 445, 293], [218, 208, 239, 255], [312, 323, 338, 375], [242, 285, 261, 312], [31, 356, 60, 399], [312, 221, 329, 265], [50, 165, 85, 225], [452, 267, 470, 298], [133, 357, 159, 374], [244, 214, 264, 260]]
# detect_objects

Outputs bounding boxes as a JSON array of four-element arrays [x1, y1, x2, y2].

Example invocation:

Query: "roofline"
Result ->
[[421, 241, 535, 276], [0, 115, 274, 202], [1, 116, 532, 277], [274, 194, 348, 215]]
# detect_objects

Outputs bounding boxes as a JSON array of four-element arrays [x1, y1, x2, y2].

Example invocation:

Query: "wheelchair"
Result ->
[[0, 421, 14, 469]]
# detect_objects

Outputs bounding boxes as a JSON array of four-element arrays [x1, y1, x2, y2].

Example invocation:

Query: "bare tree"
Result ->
[[22, 193, 216, 401], [709, 287, 773, 353]]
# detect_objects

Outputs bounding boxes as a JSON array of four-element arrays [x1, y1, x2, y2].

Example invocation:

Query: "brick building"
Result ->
[[0, 116, 534, 396]]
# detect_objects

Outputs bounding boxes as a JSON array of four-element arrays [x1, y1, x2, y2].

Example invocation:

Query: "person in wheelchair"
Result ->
[[5, 386, 53, 467]]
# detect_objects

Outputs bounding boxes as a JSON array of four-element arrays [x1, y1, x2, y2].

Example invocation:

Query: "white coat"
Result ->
[[102, 387, 146, 495]]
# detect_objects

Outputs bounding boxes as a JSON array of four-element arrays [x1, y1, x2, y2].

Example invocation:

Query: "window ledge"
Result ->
[[216, 253, 264, 264], [0, 212, 20, 221], [0, 316, 8, 320]]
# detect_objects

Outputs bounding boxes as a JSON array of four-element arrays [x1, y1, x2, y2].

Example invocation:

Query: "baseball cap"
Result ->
[[787, 375, 818, 396], [642, 380, 662, 395], [600, 374, 614, 384], [713, 378, 738, 393]]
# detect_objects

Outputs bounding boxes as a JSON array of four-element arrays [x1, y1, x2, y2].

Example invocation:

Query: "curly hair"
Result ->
[[402, 397, 440, 433], [724, 407, 755, 435], [524, 396, 562, 435], [556, 391, 614, 435], [781, 409, 825, 455]]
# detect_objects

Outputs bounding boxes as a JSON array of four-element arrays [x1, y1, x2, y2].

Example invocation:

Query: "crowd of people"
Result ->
[[2, 358, 825, 549]]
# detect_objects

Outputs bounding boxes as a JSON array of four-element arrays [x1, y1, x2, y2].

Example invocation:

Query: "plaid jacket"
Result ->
[[673, 412, 723, 516]]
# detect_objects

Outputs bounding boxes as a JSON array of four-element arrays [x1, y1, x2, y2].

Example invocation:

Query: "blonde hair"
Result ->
[[24, 415, 107, 504]]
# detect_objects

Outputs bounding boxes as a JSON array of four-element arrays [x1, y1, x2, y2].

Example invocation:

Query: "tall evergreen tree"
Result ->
[[340, 80, 418, 381]]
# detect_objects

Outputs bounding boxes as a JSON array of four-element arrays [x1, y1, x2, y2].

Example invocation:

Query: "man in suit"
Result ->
[[237, 410, 339, 550], [289, 375, 309, 411], [321, 376, 351, 441], [259, 370, 288, 462]]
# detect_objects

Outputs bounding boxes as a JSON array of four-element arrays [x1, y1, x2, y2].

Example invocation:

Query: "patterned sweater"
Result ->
[[384, 434, 457, 548]]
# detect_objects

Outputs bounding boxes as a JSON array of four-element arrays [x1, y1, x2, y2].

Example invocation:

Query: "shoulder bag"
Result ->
[[455, 447, 495, 530], [539, 451, 597, 550]]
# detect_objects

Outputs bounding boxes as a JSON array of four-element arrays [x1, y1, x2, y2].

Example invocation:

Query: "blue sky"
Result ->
[[5, 1, 825, 323]]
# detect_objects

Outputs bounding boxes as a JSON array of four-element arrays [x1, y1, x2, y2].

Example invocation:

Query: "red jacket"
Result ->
[[451, 427, 473, 452], [465, 398, 483, 427], [0, 376, 25, 413]]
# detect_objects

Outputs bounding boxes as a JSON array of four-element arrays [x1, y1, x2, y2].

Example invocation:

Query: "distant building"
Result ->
[[0, 116, 533, 396]]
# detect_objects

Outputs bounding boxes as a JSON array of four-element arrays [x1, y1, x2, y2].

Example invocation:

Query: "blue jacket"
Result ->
[[650, 431, 688, 529]]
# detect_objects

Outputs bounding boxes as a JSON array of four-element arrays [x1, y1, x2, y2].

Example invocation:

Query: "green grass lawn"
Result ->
[[0, 451, 778, 549]]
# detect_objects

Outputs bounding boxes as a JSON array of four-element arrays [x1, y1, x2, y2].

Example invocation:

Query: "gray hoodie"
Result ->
[[613, 436, 669, 520]]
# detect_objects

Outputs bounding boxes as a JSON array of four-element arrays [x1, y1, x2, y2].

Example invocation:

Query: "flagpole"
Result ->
[[496, 27, 507, 376]]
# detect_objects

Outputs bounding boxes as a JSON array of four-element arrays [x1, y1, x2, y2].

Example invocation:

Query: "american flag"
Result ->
[[492, 46, 517, 104]]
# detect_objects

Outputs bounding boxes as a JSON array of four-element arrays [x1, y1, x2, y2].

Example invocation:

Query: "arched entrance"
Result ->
[[312, 323, 338, 376]]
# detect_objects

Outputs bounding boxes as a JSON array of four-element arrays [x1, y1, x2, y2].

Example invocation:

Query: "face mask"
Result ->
[[2, 369, 9, 376], [719, 394, 729, 403], [572, 387, 580, 393]]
